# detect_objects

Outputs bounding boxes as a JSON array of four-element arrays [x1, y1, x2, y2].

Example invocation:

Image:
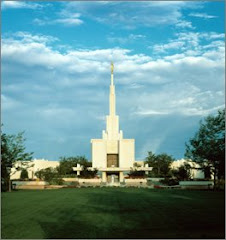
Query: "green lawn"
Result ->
[[1, 188, 225, 239]]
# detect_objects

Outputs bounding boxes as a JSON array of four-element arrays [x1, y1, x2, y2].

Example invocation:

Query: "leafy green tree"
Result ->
[[35, 167, 64, 185], [185, 109, 225, 187], [35, 168, 55, 182], [20, 169, 29, 180], [80, 168, 98, 179], [1, 130, 33, 191], [172, 163, 191, 181], [57, 156, 96, 178], [145, 151, 175, 177], [57, 156, 91, 175], [35, 169, 43, 180]]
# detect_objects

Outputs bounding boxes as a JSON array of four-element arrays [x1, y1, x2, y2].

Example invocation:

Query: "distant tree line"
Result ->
[[128, 151, 194, 185], [34, 156, 97, 185], [1, 109, 224, 190], [129, 109, 225, 188]]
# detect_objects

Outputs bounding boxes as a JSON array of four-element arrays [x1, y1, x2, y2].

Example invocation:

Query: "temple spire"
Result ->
[[111, 62, 114, 74], [111, 62, 114, 85], [109, 62, 115, 116]]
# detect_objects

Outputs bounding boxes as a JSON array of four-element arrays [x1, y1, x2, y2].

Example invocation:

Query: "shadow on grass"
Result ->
[[38, 208, 224, 239], [39, 217, 100, 239], [38, 188, 225, 239]]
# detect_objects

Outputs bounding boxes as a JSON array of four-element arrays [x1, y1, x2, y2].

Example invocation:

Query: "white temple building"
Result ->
[[75, 63, 152, 184], [171, 158, 205, 179], [10, 63, 207, 185], [10, 159, 59, 180]]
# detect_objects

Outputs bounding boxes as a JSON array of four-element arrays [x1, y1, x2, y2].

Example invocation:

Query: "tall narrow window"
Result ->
[[107, 154, 119, 167]]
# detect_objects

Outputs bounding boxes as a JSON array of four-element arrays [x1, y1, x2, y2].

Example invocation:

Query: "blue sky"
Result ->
[[2, 1, 225, 161]]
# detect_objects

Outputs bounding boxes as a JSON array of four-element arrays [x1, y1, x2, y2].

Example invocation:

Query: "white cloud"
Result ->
[[1, 1, 42, 10], [135, 110, 168, 115], [152, 41, 185, 53], [62, 1, 201, 29], [2, 31, 224, 85], [133, 82, 224, 118], [175, 20, 195, 29], [33, 15, 83, 27], [107, 34, 146, 45], [129, 83, 144, 89], [151, 31, 225, 55], [182, 105, 224, 116], [2, 31, 224, 160], [129, 34, 146, 40], [208, 33, 224, 39], [54, 18, 83, 26], [1, 94, 23, 110], [12, 31, 59, 43], [189, 12, 218, 19]]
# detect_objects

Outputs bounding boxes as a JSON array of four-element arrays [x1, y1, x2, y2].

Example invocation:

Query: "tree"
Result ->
[[35, 167, 64, 185], [1, 130, 33, 191], [172, 163, 191, 181], [185, 109, 225, 187], [20, 169, 29, 180], [145, 151, 175, 177], [57, 156, 96, 178]]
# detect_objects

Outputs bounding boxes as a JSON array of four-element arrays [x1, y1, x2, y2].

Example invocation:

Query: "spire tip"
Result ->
[[111, 62, 114, 74]]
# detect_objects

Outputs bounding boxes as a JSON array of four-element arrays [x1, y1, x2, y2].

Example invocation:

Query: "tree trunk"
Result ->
[[213, 162, 217, 190], [8, 179, 11, 192]]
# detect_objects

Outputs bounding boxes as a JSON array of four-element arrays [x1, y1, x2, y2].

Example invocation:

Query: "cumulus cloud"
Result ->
[[10, 31, 59, 43], [33, 14, 83, 27], [175, 20, 195, 29], [107, 34, 146, 45], [189, 12, 218, 19], [1, 1, 42, 10], [60, 1, 201, 29], [2, 31, 224, 159], [151, 31, 225, 56], [152, 41, 185, 53]]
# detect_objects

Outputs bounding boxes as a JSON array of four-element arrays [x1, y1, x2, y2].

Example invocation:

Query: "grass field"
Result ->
[[1, 188, 225, 239]]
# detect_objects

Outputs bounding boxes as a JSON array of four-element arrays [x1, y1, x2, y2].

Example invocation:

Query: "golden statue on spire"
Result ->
[[111, 62, 114, 74]]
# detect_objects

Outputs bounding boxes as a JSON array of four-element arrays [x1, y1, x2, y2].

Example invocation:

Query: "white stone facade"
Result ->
[[90, 63, 137, 183], [91, 68, 135, 170], [171, 158, 205, 179], [10, 159, 59, 180]]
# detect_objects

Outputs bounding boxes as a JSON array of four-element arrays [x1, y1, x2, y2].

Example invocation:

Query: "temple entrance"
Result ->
[[107, 172, 119, 184], [107, 154, 119, 167]]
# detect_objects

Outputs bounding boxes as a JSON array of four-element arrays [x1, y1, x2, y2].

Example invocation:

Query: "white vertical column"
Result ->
[[102, 172, 107, 182], [109, 73, 116, 116], [119, 172, 124, 183]]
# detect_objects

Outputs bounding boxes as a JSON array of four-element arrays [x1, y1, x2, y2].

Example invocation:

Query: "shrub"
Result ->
[[65, 181, 79, 188], [80, 169, 98, 178], [128, 170, 146, 178], [160, 178, 179, 186], [35, 168, 63, 185], [50, 178, 64, 185]]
